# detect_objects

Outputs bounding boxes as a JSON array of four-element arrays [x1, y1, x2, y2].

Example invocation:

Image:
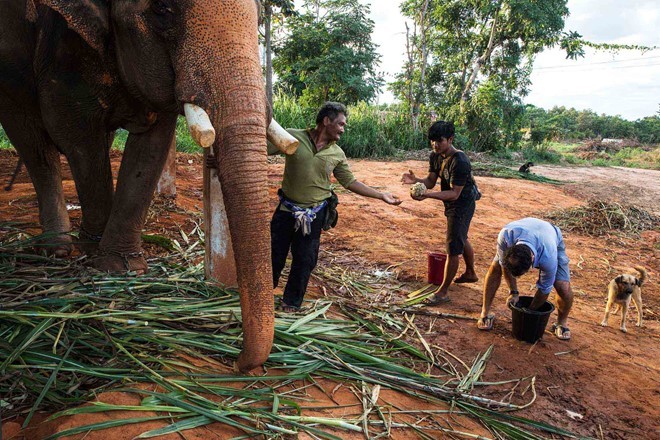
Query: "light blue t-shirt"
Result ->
[[497, 218, 565, 294]]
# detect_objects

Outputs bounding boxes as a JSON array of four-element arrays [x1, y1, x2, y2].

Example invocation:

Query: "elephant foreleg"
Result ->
[[1, 115, 72, 256], [64, 131, 115, 254], [94, 113, 178, 273]]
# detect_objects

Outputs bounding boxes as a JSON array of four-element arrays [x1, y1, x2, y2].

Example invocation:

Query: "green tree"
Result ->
[[634, 115, 660, 144], [389, 0, 434, 130], [260, 0, 296, 107], [393, 0, 575, 150], [273, 0, 384, 106], [546, 106, 579, 140], [576, 109, 598, 139]]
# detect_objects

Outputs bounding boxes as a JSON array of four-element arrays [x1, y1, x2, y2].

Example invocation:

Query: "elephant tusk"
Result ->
[[184, 103, 216, 148], [267, 118, 299, 155]]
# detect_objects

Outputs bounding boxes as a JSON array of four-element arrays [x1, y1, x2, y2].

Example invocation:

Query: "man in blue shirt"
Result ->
[[477, 218, 574, 340]]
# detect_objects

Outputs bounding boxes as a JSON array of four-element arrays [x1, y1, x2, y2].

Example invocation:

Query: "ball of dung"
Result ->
[[410, 182, 427, 197]]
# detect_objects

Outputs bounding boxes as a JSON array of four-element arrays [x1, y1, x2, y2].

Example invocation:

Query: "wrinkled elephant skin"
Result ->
[[0, 0, 273, 372]]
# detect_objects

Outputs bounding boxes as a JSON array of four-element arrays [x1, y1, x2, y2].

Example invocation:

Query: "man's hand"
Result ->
[[410, 192, 426, 201], [507, 292, 520, 307], [401, 169, 417, 184], [382, 192, 402, 205]]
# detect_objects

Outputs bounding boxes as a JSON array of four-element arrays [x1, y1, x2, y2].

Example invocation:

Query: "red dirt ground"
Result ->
[[0, 149, 658, 439]]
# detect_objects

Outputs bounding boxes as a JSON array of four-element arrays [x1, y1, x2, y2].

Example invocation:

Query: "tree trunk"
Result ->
[[460, 2, 502, 110], [404, 22, 415, 128], [264, 3, 273, 107], [411, 0, 429, 131], [404, 0, 430, 131]]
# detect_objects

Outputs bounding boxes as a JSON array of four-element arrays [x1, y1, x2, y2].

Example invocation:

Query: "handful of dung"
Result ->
[[410, 182, 427, 197]]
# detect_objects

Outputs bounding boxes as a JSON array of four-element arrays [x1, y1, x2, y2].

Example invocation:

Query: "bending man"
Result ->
[[478, 217, 573, 340]]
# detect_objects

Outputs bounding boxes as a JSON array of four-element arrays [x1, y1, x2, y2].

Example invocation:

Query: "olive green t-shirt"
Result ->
[[268, 128, 356, 208]]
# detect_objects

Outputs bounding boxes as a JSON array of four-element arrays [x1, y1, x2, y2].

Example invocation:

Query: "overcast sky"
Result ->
[[359, 0, 660, 120]]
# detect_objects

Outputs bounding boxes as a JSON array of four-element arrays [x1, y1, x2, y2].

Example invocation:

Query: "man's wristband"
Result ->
[[509, 290, 519, 296]]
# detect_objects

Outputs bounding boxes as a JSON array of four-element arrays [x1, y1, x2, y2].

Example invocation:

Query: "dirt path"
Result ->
[[318, 159, 659, 439], [1, 151, 658, 439], [533, 165, 660, 215]]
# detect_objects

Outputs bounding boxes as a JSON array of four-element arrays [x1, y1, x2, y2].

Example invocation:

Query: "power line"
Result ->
[[532, 62, 660, 74], [534, 55, 660, 70], [611, 62, 660, 69]]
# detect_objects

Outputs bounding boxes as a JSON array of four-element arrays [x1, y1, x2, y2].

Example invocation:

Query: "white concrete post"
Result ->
[[203, 149, 237, 286]]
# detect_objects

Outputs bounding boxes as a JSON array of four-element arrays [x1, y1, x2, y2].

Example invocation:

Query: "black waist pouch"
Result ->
[[473, 183, 482, 201], [322, 190, 339, 231]]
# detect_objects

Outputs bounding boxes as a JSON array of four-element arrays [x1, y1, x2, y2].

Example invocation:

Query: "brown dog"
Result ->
[[600, 266, 647, 333]]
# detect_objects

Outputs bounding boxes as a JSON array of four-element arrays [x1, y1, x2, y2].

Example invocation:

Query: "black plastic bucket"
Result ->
[[508, 296, 555, 343]]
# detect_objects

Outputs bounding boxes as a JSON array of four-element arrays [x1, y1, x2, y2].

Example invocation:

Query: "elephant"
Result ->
[[0, 0, 283, 372]]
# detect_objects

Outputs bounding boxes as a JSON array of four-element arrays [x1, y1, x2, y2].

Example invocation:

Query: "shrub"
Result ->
[[111, 129, 129, 151], [563, 154, 585, 165], [521, 144, 562, 164], [174, 117, 201, 153], [0, 126, 12, 150], [272, 91, 316, 130], [529, 127, 547, 146]]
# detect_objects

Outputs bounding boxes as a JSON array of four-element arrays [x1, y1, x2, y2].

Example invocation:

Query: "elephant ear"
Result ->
[[38, 0, 109, 53]]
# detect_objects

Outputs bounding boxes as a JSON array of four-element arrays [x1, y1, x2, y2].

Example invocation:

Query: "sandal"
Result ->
[[551, 323, 571, 341], [423, 295, 450, 306], [477, 315, 495, 331], [277, 302, 300, 313], [454, 274, 479, 284]]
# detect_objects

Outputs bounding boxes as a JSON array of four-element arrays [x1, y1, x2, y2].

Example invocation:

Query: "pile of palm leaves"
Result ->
[[545, 200, 659, 237], [0, 224, 577, 439]]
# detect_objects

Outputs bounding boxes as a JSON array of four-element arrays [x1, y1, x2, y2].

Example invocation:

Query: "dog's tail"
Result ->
[[633, 266, 647, 286]]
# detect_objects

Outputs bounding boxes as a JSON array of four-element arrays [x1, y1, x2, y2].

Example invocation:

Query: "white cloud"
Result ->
[[525, 0, 660, 119], [358, 0, 407, 104]]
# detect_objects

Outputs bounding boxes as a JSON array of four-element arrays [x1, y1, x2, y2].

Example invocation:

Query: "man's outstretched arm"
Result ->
[[347, 180, 402, 205]]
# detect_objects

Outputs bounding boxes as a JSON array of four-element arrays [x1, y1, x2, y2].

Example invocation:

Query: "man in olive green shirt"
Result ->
[[271, 102, 401, 312]]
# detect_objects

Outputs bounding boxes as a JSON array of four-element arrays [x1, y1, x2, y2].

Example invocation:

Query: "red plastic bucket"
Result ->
[[427, 252, 447, 285]]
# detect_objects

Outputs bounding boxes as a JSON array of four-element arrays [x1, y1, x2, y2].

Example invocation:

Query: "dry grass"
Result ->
[[0, 223, 582, 439], [545, 200, 659, 237]]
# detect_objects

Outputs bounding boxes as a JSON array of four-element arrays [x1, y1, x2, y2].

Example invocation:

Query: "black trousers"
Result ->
[[271, 206, 326, 308]]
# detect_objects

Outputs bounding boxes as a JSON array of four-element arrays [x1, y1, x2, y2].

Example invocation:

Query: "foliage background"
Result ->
[[0, 0, 657, 164]]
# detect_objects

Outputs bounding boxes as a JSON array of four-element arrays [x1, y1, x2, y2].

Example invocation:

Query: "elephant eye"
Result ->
[[152, 0, 172, 15]]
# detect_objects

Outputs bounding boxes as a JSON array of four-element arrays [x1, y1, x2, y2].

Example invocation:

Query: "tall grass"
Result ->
[[272, 92, 316, 130], [521, 143, 562, 164], [0, 102, 428, 159], [272, 93, 428, 158], [0, 126, 12, 150], [111, 118, 200, 153], [0, 227, 578, 440]]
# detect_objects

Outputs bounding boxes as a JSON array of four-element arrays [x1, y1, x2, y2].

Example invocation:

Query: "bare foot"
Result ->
[[454, 273, 479, 284]]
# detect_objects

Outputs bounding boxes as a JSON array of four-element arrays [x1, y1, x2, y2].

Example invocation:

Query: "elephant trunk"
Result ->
[[215, 112, 274, 373], [182, 101, 274, 372], [175, 0, 274, 372]]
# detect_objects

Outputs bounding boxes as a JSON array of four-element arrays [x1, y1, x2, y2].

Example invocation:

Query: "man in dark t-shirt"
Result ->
[[402, 121, 479, 305]]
